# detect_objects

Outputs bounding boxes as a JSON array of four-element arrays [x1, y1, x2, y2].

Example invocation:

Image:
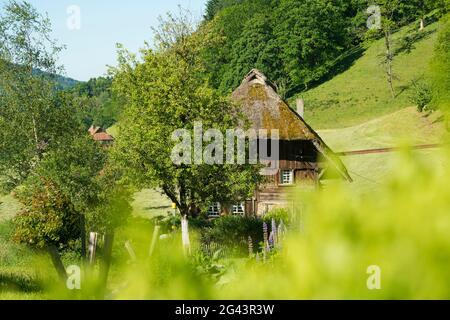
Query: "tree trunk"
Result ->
[[32, 115, 42, 159], [47, 245, 67, 283], [178, 204, 190, 217], [419, 18, 425, 31], [161, 183, 195, 217], [384, 30, 395, 98], [179, 180, 187, 214], [162, 185, 185, 216]]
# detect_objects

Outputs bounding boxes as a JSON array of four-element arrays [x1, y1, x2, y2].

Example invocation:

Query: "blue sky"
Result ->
[[21, 0, 207, 81]]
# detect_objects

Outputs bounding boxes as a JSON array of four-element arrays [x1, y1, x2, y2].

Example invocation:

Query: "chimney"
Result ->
[[296, 99, 305, 118]]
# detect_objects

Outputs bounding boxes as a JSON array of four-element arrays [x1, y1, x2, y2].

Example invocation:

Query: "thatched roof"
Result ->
[[231, 69, 352, 182]]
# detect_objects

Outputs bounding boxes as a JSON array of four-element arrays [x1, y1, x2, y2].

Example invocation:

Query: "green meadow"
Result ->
[[294, 22, 439, 129]]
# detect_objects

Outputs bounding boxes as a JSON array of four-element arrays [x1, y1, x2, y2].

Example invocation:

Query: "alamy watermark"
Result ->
[[171, 122, 280, 169], [67, 5, 81, 31], [367, 265, 382, 290], [367, 5, 382, 30], [66, 265, 81, 290]]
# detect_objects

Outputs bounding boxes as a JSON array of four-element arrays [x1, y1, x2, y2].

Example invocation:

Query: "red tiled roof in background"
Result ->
[[93, 132, 114, 142]]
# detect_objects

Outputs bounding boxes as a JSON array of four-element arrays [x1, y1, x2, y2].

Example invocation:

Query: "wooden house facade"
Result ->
[[208, 69, 352, 217]]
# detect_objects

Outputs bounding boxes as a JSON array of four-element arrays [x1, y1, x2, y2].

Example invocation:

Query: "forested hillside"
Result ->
[[32, 69, 79, 90], [69, 77, 123, 129], [201, 0, 446, 97]]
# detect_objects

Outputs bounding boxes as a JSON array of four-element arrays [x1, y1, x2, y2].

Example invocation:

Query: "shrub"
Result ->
[[409, 79, 432, 112], [263, 208, 290, 226], [152, 215, 213, 235], [13, 178, 81, 249], [200, 215, 263, 256]]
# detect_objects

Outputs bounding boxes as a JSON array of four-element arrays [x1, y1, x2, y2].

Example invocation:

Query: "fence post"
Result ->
[[88, 232, 98, 265], [181, 215, 191, 256], [125, 240, 137, 261], [263, 222, 269, 262], [148, 225, 160, 257], [272, 218, 278, 248], [248, 236, 254, 258]]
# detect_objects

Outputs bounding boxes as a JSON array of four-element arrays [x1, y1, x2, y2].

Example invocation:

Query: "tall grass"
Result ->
[[0, 220, 54, 299]]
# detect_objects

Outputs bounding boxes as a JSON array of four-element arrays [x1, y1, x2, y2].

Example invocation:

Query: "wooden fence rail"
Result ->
[[336, 144, 443, 157]]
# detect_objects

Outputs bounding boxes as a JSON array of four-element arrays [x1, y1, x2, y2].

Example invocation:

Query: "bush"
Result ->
[[263, 208, 290, 226], [150, 215, 177, 235], [13, 178, 81, 249], [152, 215, 213, 235], [200, 216, 263, 256], [409, 79, 432, 112]]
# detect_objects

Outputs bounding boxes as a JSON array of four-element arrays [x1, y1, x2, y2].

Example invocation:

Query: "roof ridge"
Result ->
[[243, 69, 278, 92]]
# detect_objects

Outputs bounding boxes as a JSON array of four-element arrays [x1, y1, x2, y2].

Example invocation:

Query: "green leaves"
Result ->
[[409, 78, 432, 112], [0, 0, 64, 74], [0, 2, 131, 249], [0, 76, 81, 191], [13, 178, 81, 249], [272, 0, 351, 90], [69, 76, 122, 129], [203, 0, 442, 96], [203, 0, 354, 95], [0, 1, 72, 191]]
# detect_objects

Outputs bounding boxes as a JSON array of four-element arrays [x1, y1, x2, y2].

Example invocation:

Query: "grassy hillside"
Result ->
[[106, 124, 119, 138], [0, 218, 51, 299], [132, 189, 172, 219], [0, 194, 20, 222], [294, 22, 439, 129], [319, 107, 445, 151], [318, 107, 446, 193]]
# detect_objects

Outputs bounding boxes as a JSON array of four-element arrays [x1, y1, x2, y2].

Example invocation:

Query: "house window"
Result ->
[[280, 170, 294, 185], [207, 203, 221, 216], [232, 203, 245, 215]]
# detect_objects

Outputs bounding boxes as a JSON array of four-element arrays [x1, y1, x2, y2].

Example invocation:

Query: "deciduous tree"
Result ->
[[111, 11, 261, 217], [0, 0, 72, 190]]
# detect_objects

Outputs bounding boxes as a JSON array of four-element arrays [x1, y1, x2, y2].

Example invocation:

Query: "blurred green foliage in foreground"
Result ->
[[2, 144, 450, 300]]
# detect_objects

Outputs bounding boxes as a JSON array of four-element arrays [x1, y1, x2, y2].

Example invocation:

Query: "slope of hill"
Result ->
[[318, 107, 446, 192], [319, 107, 445, 151], [32, 69, 79, 89], [54, 74, 79, 89], [293, 22, 439, 130]]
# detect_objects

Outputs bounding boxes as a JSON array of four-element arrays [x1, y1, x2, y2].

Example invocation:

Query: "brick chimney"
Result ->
[[296, 99, 305, 118]]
